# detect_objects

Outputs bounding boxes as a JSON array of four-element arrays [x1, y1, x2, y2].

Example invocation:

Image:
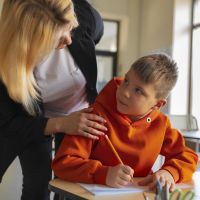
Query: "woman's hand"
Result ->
[[138, 169, 175, 192], [60, 107, 107, 139], [106, 164, 134, 188], [45, 107, 107, 139]]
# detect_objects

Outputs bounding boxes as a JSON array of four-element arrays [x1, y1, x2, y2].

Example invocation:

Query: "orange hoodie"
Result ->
[[52, 78, 198, 185]]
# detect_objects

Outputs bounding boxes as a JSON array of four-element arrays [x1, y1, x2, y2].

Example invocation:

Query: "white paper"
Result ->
[[79, 182, 192, 196], [176, 183, 193, 189], [79, 183, 147, 196]]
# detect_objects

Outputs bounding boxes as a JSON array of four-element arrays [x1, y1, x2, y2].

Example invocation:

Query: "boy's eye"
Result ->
[[123, 78, 129, 85], [134, 88, 143, 95]]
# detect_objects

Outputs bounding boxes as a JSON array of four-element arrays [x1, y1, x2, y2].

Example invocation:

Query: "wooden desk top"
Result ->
[[49, 171, 200, 200]]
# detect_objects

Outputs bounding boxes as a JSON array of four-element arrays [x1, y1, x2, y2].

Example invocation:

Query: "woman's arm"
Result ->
[[0, 82, 107, 141], [72, 0, 104, 44]]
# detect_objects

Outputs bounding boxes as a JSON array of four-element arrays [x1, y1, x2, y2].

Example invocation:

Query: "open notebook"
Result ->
[[79, 183, 147, 196]]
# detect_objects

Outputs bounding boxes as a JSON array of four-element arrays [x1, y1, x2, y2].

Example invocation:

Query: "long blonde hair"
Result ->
[[0, 0, 78, 115]]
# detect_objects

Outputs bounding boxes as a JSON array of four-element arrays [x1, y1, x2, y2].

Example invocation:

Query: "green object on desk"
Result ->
[[169, 189, 195, 200], [155, 181, 195, 200]]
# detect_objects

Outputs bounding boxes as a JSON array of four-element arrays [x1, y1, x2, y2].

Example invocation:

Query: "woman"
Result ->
[[0, 0, 106, 199]]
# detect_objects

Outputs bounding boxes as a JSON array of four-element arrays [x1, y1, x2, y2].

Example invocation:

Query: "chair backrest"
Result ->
[[167, 114, 198, 131]]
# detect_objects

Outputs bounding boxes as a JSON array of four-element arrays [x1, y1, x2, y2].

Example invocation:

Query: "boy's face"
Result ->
[[116, 68, 162, 120]]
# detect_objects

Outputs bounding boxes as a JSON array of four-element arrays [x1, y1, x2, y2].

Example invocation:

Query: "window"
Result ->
[[170, 1, 191, 115], [191, 0, 200, 125], [96, 20, 119, 92]]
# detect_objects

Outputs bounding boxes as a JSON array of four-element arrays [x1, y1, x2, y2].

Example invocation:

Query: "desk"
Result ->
[[49, 171, 200, 200], [182, 131, 200, 152], [182, 131, 200, 140]]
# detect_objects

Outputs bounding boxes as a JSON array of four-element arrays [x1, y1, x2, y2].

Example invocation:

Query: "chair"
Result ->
[[167, 114, 200, 152], [167, 114, 198, 131]]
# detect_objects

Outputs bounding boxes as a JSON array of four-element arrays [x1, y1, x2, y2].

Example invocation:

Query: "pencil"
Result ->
[[105, 135, 123, 164], [143, 192, 149, 200], [104, 135, 134, 183]]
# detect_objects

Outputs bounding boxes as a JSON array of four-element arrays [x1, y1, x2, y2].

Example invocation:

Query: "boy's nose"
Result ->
[[123, 89, 130, 98]]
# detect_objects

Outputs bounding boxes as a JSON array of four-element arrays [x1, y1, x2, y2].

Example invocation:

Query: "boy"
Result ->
[[52, 54, 198, 191]]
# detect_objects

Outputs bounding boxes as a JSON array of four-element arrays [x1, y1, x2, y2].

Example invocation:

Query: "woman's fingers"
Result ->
[[85, 113, 106, 123], [86, 120, 107, 132], [77, 124, 106, 139], [81, 107, 106, 122], [79, 109, 108, 136], [83, 126, 105, 136], [78, 130, 99, 140]]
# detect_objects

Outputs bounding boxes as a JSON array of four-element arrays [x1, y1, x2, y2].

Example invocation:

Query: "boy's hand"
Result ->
[[138, 169, 175, 192], [106, 164, 134, 188]]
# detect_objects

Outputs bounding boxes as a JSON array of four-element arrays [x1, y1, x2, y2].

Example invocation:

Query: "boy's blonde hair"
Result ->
[[0, 0, 78, 115], [131, 53, 178, 99]]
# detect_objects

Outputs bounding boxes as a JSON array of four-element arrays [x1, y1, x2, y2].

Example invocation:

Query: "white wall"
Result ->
[[139, 0, 174, 56]]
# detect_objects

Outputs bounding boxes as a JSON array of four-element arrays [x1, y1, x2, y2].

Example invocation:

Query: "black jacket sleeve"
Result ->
[[0, 82, 48, 141], [69, 0, 104, 104], [72, 0, 104, 44], [0, 82, 49, 182]]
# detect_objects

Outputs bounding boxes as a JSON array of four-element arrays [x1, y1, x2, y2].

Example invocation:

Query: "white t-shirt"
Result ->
[[34, 48, 89, 118]]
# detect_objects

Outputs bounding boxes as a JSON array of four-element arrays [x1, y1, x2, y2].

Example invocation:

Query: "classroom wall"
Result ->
[[91, 0, 140, 76], [139, 0, 174, 56], [0, 1, 3, 13], [91, 0, 174, 75]]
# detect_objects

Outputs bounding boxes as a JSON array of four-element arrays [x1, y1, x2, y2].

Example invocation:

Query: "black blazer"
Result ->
[[0, 0, 103, 182], [69, 0, 104, 104]]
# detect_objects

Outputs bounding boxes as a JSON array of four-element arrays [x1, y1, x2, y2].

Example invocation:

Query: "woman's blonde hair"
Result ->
[[0, 0, 78, 115]]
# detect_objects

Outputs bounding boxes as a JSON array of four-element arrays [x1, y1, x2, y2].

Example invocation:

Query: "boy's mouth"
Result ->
[[118, 99, 127, 106]]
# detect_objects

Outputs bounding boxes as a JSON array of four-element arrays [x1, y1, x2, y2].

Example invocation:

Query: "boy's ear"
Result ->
[[153, 99, 167, 109]]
